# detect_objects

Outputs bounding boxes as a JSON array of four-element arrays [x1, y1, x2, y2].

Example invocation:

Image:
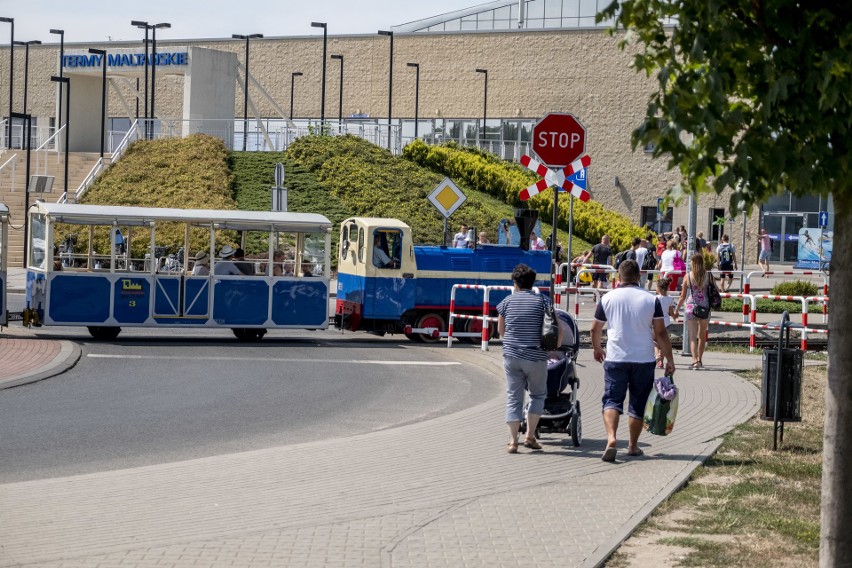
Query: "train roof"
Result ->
[[343, 217, 410, 231], [29, 203, 332, 232]]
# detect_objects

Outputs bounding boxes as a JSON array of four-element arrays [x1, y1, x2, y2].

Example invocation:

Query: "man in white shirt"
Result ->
[[530, 231, 546, 251], [453, 224, 469, 248], [591, 259, 675, 462]]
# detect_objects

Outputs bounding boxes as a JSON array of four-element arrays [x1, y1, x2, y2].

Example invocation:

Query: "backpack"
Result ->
[[719, 244, 733, 264], [642, 250, 657, 271], [614, 249, 630, 269]]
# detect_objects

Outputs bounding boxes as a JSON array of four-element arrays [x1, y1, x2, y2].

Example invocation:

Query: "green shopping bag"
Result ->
[[643, 376, 679, 436]]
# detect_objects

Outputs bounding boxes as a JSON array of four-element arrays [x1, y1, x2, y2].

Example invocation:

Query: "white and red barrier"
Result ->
[[743, 271, 829, 323]]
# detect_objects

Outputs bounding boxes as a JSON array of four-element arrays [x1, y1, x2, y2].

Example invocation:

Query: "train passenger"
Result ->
[[191, 250, 210, 276], [214, 245, 242, 276], [478, 232, 490, 244], [233, 248, 255, 275], [373, 234, 398, 268], [301, 261, 316, 277], [453, 224, 469, 248]]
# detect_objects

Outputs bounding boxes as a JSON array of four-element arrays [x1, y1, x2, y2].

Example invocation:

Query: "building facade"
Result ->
[[2, 1, 832, 263]]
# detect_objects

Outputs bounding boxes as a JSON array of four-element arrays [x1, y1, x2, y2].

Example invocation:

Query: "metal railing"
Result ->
[[0, 153, 19, 194], [111, 120, 140, 163], [34, 124, 66, 176]]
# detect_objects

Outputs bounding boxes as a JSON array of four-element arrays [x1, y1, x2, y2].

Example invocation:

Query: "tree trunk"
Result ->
[[820, 201, 852, 567]]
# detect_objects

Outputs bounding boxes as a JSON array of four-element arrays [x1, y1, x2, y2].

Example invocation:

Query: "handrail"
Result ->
[[0, 153, 19, 193], [34, 124, 66, 175], [111, 120, 139, 162], [59, 157, 103, 204]]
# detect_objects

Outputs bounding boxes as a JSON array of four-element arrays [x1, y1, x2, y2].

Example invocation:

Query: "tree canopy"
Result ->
[[600, 0, 851, 213]]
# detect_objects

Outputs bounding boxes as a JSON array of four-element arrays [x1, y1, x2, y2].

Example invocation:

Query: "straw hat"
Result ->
[[194, 250, 209, 265], [219, 245, 235, 258]]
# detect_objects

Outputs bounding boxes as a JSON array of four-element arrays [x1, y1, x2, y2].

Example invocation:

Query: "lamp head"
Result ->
[[331, 54, 343, 60], [378, 30, 393, 37], [0, 17, 14, 24], [50, 75, 69, 83], [88, 48, 106, 55], [292, 71, 303, 77], [154, 22, 171, 29], [50, 29, 64, 35], [131, 20, 148, 28], [475, 68, 487, 74], [407, 62, 418, 68], [311, 22, 327, 29]]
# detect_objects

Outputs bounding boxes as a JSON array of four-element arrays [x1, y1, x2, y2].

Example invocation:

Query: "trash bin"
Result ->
[[760, 347, 803, 422]]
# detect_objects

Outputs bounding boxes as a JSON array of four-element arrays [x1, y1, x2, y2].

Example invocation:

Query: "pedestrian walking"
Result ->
[[657, 239, 684, 291], [675, 253, 711, 370], [591, 260, 675, 461], [758, 228, 772, 273], [654, 277, 677, 368], [590, 235, 613, 289], [716, 234, 737, 292], [497, 264, 561, 454]]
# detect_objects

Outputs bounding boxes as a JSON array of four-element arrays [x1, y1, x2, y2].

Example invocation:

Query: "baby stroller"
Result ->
[[521, 309, 582, 446]]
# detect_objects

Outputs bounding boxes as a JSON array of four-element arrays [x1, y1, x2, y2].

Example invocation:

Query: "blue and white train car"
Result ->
[[25, 202, 332, 340], [334, 217, 552, 341]]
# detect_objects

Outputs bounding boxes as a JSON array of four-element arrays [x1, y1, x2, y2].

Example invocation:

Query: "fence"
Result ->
[[743, 271, 830, 323]]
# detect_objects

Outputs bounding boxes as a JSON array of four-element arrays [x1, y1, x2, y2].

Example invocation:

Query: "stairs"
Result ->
[[1, 151, 111, 267]]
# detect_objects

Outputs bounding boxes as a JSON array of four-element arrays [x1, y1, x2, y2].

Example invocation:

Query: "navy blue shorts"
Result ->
[[602, 361, 656, 419], [593, 272, 609, 282]]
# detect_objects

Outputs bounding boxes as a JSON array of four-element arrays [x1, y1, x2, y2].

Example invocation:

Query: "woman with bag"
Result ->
[[496, 264, 561, 454], [675, 253, 711, 369], [656, 239, 684, 292]]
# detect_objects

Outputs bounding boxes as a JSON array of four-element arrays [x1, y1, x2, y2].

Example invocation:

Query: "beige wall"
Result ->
[[0, 29, 759, 261]]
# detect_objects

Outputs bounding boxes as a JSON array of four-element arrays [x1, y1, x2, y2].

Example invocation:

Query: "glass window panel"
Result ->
[[791, 193, 821, 212], [29, 213, 46, 270], [580, 0, 598, 17], [544, 18, 562, 28], [495, 5, 511, 19], [578, 16, 597, 26], [427, 24, 444, 32], [461, 19, 477, 30], [444, 18, 461, 31], [301, 232, 326, 277], [527, 0, 545, 19], [493, 18, 512, 29], [545, 0, 562, 18], [764, 192, 792, 212], [478, 10, 493, 23], [510, 3, 518, 21]]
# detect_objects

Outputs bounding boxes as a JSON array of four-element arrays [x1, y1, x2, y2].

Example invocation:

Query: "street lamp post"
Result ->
[[50, 76, 70, 202], [311, 22, 327, 124], [475, 68, 488, 145], [14, 40, 41, 130], [330, 54, 343, 125], [0, 17, 13, 147], [150, 22, 171, 138], [290, 72, 303, 120], [49, 29, 65, 134], [407, 62, 419, 139], [88, 48, 107, 158], [11, 111, 31, 266], [232, 33, 264, 151], [378, 30, 394, 151], [130, 21, 150, 137]]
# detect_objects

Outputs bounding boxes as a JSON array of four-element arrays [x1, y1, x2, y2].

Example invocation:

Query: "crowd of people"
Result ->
[[188, 246, 315, 277]]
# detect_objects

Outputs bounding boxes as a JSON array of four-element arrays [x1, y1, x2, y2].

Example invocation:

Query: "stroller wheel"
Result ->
[[571, 412, 582, 447]]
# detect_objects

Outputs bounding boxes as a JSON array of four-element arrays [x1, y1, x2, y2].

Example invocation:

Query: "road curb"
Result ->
[[0, 340, 82, 390]]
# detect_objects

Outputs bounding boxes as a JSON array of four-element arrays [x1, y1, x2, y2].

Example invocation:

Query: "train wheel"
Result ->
[[233, 328, 266, 341], [87, 326, 121, 340], [415, 312, 445, 343]]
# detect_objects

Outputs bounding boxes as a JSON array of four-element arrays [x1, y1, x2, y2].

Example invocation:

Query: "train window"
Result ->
[[341, 225, 349, 260], [29, 213, 47, 270], [358, 228, 365, 263], [301, 232, 326, 277], [372, 229, 401, 269]]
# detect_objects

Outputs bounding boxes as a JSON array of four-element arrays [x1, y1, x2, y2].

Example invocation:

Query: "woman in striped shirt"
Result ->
[[497, 264, 561, 454]]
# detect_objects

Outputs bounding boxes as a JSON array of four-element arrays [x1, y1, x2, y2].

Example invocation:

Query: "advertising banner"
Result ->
[[795, 228, 832, 269]]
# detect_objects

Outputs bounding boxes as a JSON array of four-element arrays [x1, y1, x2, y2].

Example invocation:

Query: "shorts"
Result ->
[[593, 273, 609, 283], [759, 250, 771, 261], [601, 361, 656, 420], [719, 262, 734, 278]]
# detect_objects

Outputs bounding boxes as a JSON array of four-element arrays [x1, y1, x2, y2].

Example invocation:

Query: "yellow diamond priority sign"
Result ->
[[428, 177, 466, 219]]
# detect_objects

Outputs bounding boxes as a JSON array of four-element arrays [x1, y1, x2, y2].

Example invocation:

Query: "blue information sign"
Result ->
[[558, 167, 587, 192], [819, 211, 829, 228]]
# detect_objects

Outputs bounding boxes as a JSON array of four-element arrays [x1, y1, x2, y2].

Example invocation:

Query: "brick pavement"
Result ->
[[0, 346, 761, 568], [0, 336, 80, 390]]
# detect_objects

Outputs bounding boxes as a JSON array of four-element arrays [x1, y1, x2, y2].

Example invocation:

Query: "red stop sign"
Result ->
[[532, 113, 586, 168]]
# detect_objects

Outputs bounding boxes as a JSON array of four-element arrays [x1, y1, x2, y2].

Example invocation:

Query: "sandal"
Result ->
[[523, 438, 542, 450], [506, 442, 519, 454]]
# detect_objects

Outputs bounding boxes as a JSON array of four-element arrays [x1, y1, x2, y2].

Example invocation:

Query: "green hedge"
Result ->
[[719, 298, 825, 314], [403, 140, 648, 251], [286, 135, 557, 246]]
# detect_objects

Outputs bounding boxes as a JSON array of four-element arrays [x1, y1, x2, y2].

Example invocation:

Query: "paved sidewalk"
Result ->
[[0, 335, 81, 390], [0, 343, 761, 568]]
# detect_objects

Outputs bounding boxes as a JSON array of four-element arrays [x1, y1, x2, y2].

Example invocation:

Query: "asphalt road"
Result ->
[[0, 328, 502, 483]]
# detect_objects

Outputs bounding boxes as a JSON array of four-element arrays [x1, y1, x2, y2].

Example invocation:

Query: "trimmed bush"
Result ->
[[403, 139, 647, 251], [771, 280, 820, 297]]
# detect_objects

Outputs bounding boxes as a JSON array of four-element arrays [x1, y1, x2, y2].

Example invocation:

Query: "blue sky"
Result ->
[[3, 1, 477, 43]]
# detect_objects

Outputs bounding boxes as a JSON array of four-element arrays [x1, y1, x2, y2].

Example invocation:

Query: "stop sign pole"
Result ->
[[531, 113, 587, 295]]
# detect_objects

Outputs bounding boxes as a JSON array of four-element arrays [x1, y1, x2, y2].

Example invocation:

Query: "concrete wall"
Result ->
[[67, 75, 107, 154], [183, 47, 237, 145], [0, 30, 760, 261]]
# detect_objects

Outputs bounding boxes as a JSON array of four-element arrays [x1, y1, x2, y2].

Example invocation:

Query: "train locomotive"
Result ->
[[334, 212, 552, 341]]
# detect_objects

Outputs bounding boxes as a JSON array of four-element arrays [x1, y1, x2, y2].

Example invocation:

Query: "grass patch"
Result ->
[[608, 365, 826, 566]]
